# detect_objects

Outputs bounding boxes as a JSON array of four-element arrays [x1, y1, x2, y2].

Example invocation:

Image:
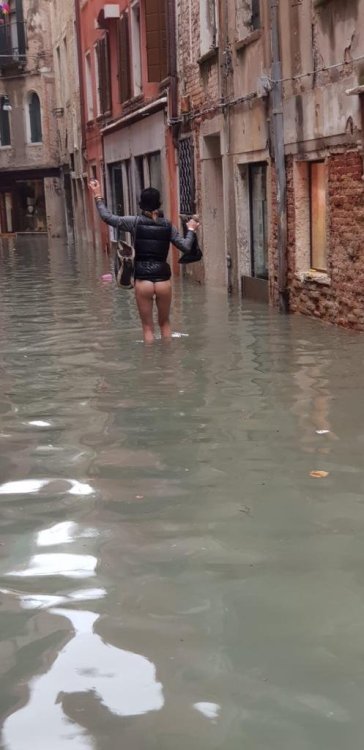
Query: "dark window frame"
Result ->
[[0, 97, 11, 146], [29, 92, 42, 144]]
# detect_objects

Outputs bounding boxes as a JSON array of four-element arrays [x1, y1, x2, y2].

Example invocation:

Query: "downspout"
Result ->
[[75, 0, 87, 155], [269, 0, 289, 312], [166, 0, 179, 145]]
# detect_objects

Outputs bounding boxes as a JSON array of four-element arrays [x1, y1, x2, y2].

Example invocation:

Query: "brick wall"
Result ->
[[288, 149, 364, 329], [176, 0, 221, 281]]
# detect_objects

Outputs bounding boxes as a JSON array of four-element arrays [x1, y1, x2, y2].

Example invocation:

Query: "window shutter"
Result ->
[[145, 0, 168, 83], [118, 15, 131, 103], [96, 40, 102, 112], [97, 36, 111, 114]]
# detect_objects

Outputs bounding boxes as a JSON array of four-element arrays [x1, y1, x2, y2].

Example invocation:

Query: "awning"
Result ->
[[101, 97, 167, 135]]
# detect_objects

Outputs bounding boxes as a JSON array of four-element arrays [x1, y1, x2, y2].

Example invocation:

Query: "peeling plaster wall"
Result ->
[[0, 0, 59, 172], [280, 0, 364, 147], [279, 0, 364, 329], [50, 0, 83, 178]]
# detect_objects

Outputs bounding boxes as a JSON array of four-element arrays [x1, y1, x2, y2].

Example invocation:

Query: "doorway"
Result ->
[[201, 135, 226, 286]]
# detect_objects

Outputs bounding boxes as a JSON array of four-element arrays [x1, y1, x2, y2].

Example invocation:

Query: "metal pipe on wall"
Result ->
[[269, 0, 289, 313], [74, 0, 87, 155]]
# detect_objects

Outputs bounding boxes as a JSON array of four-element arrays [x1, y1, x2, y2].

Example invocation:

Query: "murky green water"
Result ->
[[1, 236, 364, 749]]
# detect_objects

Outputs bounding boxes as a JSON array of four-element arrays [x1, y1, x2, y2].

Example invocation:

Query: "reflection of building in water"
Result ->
[[3, 605, 164, 750], [292, 353, 335, 456], [1, 516, 164, 750]]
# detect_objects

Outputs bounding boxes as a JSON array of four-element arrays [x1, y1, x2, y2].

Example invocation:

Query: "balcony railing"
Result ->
[[0, 21, 26, 66]]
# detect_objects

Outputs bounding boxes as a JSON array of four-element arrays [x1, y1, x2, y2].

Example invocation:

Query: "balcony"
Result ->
[[0, 21, 26, 67]]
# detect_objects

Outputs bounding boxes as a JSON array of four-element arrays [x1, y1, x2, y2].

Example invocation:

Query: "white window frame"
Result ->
[[62, 37, 69, 103], [94, 43, 101, 117], [85, 51, 94, 122], [199, 0, 218, 57], [130, 1, 142, 97]]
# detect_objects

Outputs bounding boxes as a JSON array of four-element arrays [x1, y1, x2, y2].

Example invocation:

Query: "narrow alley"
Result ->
[[1, 236, 364, 749]]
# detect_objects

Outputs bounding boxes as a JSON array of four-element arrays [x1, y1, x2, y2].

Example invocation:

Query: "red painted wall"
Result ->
[[78, 0, 179, 269]]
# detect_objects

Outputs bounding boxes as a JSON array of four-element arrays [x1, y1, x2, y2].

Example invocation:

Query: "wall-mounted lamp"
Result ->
[[2, 95, 12, 112]]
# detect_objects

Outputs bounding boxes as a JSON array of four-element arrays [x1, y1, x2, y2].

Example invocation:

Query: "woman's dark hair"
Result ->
[[139, 187, 161, 211]]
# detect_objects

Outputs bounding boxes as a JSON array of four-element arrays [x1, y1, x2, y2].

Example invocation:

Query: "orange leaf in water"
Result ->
[[310, 470, 329, 479]]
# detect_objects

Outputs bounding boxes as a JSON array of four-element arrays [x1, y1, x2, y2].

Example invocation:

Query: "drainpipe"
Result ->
[[74, 0, 87, 155], [166, 0, 179, 145], [269, 0, 289, 312]]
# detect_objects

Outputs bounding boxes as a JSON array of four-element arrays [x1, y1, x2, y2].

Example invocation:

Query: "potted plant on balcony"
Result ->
[[0, 3, 10, 24]]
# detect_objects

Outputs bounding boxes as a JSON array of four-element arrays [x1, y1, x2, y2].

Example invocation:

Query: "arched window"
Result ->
[[28, 92, 42, 143], [0, 96, 11, 146]]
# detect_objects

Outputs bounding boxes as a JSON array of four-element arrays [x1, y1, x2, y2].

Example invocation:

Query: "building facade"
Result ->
[[0, 0, 65, 237], [176, 0, 364, 328], [281, 0, 364, 328], [50, 0, 90, 244], [176, 0, 272, 293], [78, 0, 179, 263]]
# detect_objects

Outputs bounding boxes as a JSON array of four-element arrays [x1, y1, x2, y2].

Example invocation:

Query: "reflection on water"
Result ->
[[3, 600, 164, 750], [1, 236, 364, 748]]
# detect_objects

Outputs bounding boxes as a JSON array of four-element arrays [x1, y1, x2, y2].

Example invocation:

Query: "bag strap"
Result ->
[[131, 215, 139, 247]]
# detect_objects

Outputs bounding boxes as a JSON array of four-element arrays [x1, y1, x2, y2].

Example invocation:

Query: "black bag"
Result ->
[[179, 234, 203, 265], [114, 218, 138, 288]]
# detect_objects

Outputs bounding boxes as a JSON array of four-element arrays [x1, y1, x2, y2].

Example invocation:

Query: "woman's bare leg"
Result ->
[[134, 280, 155, 343], [155, 280, 172, 339]]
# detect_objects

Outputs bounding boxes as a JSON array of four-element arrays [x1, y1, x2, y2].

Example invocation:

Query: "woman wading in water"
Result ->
[[89, 180, 199, 343]]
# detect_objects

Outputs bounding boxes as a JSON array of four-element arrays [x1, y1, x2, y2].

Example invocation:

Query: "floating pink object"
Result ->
[[101, 274, 113, 282]]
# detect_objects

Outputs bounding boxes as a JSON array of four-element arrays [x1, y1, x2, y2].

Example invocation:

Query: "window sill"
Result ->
[[235, 29, 262, 52], [0, 145, 12, 150], [198, 47, 218, 66], [96, 111, 111, 123], [295, 270, 331, 286], [28, 142, 43, 146]]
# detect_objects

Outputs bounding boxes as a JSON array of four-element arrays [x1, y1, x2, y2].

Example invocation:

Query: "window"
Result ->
[[56, 46, 61, 105], [249, 163, 268, 279], [179, 137, 195, 216], [251, 0, 261, 30], [28, 93, 42, 143], [0, 0, 26, 62], [117, 14, 131, 103], [309, 161, 327, 271], [94, 44, 100, 115], [236, 0, 260, 41], [109, 159, 132, 239], [0, 97, 11, 146], [199, 0, 218, 56], [95, 35, 111, 115], [134, 152, 162, 209], [145, 0, 167, 81], [135, 155, 145, 202], [130, 3, 142, 96], [85, 52, 94, 121], [62, 37, 69, 103]]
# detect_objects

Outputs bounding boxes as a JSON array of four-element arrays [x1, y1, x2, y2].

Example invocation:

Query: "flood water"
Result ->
[[1, 236, 364, 749]]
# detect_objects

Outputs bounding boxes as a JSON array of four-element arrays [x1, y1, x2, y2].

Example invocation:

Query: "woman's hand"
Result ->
[[187, 218, 200, 232], [89, 179, 102, 199]]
